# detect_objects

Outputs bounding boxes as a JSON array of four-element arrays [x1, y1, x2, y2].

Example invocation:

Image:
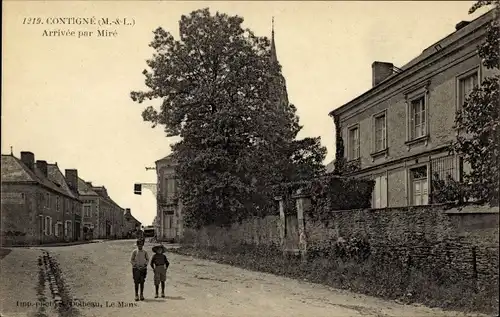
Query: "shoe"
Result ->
[[135, 295, 139, 301], [140, 295, 145, 301], [161, 293, 165, 298], [155, 294, 159, 298]]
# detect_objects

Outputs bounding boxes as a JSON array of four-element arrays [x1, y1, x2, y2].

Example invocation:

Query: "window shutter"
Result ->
[[381, 175, 387, 208]]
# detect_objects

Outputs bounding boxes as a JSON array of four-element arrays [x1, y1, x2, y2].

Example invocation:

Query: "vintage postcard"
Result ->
[[1, 1, 498, 316]]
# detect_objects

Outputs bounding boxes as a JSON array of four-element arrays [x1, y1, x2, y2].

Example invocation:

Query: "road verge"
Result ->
[[170, 244, 498, 316]]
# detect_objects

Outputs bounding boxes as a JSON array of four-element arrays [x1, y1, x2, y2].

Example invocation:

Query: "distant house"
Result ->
[[328, 11, 497, 208], [1, 151, 82, 245], [124, 208, 141, 237], [92, 185, 124, 239], [107, 196, 125, 239], [76, 177, 100, 239]]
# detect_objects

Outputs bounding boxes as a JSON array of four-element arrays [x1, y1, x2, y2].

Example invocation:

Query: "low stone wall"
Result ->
[[181, 215, 280, 249], [179, 203, 499, 313], [305, 204, 499, 291]]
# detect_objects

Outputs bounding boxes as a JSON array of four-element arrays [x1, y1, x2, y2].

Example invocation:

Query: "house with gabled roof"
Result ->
[[92, 185, 125, 239], [47, 164, 83, 242], [106, 196, 125, 239], [124, 208, 141, 237], [328, 10, 497, 208], [1, 151, 80, 245], [75, 177, 100, 239]]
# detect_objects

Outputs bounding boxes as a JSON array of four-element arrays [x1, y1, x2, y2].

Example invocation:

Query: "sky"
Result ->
[[2, 1, 490, 226]]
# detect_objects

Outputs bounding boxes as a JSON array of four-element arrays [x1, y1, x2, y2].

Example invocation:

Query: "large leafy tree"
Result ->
[[131, 9, 325, 227], [451, 1, 499, 205]]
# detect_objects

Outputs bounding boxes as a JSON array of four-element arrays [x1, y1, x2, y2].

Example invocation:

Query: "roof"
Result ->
[[1, 154, 76, 199], [155, 153, 176, 164], [124, 209, 141, 224], [77, 177, 99, 196], [329, 9, 494, 118], [1, 155, 34, 182], [107, 196, 123, 210], [47, 164, 79, 200]]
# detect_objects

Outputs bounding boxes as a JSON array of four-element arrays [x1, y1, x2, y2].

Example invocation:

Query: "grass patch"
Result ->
[[171, 243, 499, 315]]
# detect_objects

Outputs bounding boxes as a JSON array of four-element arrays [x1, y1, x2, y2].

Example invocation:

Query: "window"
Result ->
[[55, 222, 63, 237], [410, 96, 426, 140], [373, 113, 387, 152], [410, 165, 428, 206], [65, 221, 72, 237], [83, 205, 91, 217], [348, 126, 360, 160], [45, 193, 50, 207], [372, 174, 387, 208], [458, 71, 478, 109], [44, 216, 52, 235], [165, 178, 177, 196], [56, 196, 60, 212]]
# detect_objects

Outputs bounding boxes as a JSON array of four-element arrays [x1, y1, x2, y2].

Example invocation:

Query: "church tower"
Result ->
[[269, 17, 290, 112]]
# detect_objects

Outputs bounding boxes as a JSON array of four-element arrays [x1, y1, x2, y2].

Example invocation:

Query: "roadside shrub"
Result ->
[[171, 243, 499, 315], [272, 174, 374, 222]]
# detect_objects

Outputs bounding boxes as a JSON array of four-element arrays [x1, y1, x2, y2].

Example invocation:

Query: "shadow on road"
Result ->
[[165, 296, 185, 300], [142, 298, 166, 303]]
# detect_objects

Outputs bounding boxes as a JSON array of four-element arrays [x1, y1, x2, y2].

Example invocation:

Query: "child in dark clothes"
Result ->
[[150, 244, 169, 298]]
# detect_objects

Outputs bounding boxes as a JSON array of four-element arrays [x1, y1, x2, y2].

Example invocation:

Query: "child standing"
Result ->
[[150, 244, 169, 298], [130, 239, 149, 301]]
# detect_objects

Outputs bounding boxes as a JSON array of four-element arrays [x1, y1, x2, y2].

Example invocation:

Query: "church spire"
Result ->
[[267, 16, 289, 112], [270, 17, 278, 65]]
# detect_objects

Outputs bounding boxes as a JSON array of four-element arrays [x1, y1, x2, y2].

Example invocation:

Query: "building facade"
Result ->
[[107, 197, 125, 239], [124, 208, 141, 237], [92, 186, 124, 239], [76, 178, 100, 239], [329, 11, 496, 208], [1, 151, 82, 245], [47, 164, 83, 241], [155, 154, 183, 242]]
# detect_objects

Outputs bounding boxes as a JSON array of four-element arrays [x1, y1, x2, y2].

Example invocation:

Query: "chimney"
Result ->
[[20, 151, 35, 170], [372, 61, 394, 87], [36, 160, 48, 177], [455, 21, 470, 31], [65, 169, 78, 192], [86, 181, 93, 188]]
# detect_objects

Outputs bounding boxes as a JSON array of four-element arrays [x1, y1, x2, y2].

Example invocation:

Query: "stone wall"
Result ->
[[182, 202, 499, 301], [181, 215, 280, 249], [305, 203, 499, 291]]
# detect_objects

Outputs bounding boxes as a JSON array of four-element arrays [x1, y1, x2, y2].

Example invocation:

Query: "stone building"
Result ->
[[92, 185, 124, 239], [1, 151, 82, 245], [107, 196, 125, 239], [76, 178, 100, 239], [155, 154, 182, 242], [329, 11, 497, 208], [47, 164, 83, 241], [124, 208, 141, 237]]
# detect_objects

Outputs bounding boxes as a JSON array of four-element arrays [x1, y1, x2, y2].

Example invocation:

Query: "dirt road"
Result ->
[[0, 240, 487, 317]]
